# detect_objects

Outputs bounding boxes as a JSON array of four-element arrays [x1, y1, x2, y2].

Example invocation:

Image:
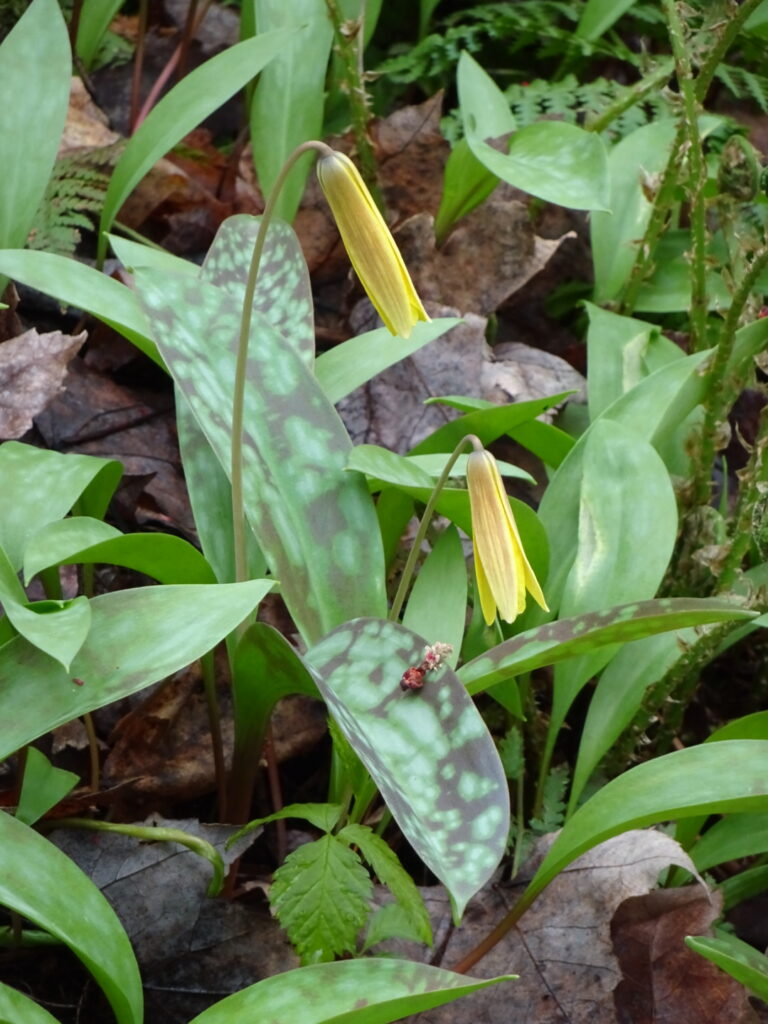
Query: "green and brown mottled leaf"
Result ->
[[458, 598, 757, 694], [307, 618, 509, 918], [134, 268, 386, 645]]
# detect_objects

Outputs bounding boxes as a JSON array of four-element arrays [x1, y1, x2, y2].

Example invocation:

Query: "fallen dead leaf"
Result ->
[[611, 886, 758, 1024], [0, 328, 85, 439], [377, 829, 756, 1024], [61, 77, 120, 154]]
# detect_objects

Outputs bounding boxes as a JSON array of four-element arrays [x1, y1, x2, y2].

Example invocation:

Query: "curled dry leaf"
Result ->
[[0, 328, 85, 439]]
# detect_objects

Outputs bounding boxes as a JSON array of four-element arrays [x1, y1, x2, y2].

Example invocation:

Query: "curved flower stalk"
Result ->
[[467, 445, 548, 625], [316, 149, 430, 339]]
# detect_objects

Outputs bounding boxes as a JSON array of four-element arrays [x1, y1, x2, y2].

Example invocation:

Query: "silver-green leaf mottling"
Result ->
[[307, 618, 510, 919], [202, 214, 314, 364], [135, 269, 385, 644]]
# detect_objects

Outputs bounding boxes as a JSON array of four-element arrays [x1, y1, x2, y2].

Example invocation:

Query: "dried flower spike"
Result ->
[[316, 149, 430, 339]]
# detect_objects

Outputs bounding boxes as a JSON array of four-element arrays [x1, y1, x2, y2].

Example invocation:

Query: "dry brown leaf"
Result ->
[[381, 829, 752, 1024], [611, 887, 759, 1024], [0, 327, 85, 439], [61, 77, 120, 154]]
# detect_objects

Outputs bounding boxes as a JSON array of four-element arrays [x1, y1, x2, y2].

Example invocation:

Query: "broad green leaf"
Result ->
[[97, 30, 292, 262], [339, 823, 432, 945], [229, 622, 320, 821], [590, 119, 678, 303], [0, 0, 70, 257], [0, 982, 62, 1024], [348, 445, 535, 490], [457, 598, 755, 693], [135, 269, 386, 644], [201, 214, 315, 362], [434, 137, 499, 242], [720, 864, 768, 912], [689, 813, 768, 874], [403, 525, 466, 670], [23, 517, 216, 585], [0, 542, 91, 670], [16, 748, 78, 826], [410, 392, 570, 456], [271, 834, 372, 962], [176, 395, 266, 585], [576, 0, 638, 40], [0, 250, 160, 365], [569, 629, 695, 811], [108, 234, 194, 276], [75, 0, 124, 68], [585, 304, 668, 420], [315, 319, 461, 404], [515, 741, 768, 920], [458, 52, 609, 211], [0, 811, 142, 1024], [0, 580, 271, 759], [0, 442, 122, 572], [307, 618, 509, 918], [250, 3, 333, 223], [686, 933, 768, 1002], [188, 959, 514, 1024]]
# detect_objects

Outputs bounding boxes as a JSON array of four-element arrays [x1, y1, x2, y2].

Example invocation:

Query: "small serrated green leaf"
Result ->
[[339, 824, 432, 946], [271, 834, 372, 963]]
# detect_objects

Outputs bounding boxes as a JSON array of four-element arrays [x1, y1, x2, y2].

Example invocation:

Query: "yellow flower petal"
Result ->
[[467, 448, 548, 625], [316, 150, 430, 339]]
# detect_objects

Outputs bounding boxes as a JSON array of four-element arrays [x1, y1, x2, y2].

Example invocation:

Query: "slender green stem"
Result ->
[[693, 244, 768, 507], [41, 818, 227, 897], [200, 648, 227, 819], [585, 60, 674, 135], [230, 140, 332, 594], [694, 0, 766, 102], [663, 0, 709, 352], [388, 435, 478, 621]]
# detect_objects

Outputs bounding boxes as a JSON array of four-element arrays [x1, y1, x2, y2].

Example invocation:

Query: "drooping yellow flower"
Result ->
[[466, 448, 549, 625], [316, 149, 430, 339]]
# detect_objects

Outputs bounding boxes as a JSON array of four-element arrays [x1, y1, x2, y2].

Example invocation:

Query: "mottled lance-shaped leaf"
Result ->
[[0, 580, 270, 759], [188, 958, 514, 1024], [0, 441, 122, 572], [0, 811, 142, 1024], [202, 214, 315, 363], [307, 618, 510, 919], [135, 269, 386, 645], [457, 598, 756, 694]]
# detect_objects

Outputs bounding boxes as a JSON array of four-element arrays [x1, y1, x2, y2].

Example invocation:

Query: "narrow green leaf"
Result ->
[[576, 0, 638, 40], [590, 120, 678, 303], [458, 598, 755, 694], [16, 748, 78, 826], [458, 52, 609, 210], [0, 0, 70, 251], [690, 813, 768, 874], [307, 618, 509, 918], [435, 138, 499, 241], [23, 517, 216, 585], [516, 741, 768, 919], [135, 269, 386, 644], [0, 580, 271, 759], [403, 525, 467, 669], [271, 834, 372, 962], [188, 959, 515, 1024], [0, 250, 160, 365], [233, 802, 344, 840], [250, 3, 333, 223], [0, 811, 142, 1024], [315, 319, 461, 404], [339, 823, 432, 945], [75, 0, 125, 68], [98, 30, 292, 260], [0, 442, 122, 572], [686, 933, 768, 1003], [0, 982, 62, 1024]]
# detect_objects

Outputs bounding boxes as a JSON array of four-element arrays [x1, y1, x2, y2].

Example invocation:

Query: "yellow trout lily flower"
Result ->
[[316, 149, 430, 339], [467, 447, 549, 625]]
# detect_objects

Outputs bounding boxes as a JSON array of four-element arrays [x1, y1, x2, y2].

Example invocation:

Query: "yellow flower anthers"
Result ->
[[466, 448, 549, 626], [316, 150, 430, 339]]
